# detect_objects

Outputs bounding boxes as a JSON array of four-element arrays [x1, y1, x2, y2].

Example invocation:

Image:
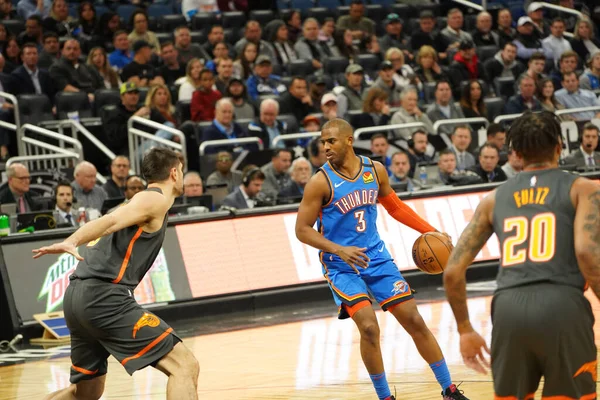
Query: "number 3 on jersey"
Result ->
[[502, 212, 556, 266], [354, 210, 366, 232]]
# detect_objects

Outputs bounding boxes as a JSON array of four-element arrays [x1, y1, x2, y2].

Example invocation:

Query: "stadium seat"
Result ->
[[390, 4, 416, 19], [494, 76, 516, 99], [356, 53, 379, 74], [336, 6, 350, 17], [147, 4, 173, 18], [423, 82, 437, 105], [94, 89, 121, 117], [249, 10, 274, 26], [55, 92, 93, 119], [3, 19, 24, 35], [477, 45, 499, 63], [419, 3, 442, 17], [276, 0, 292, 10], [307, 7, 331, 24], [192, 13, 219, 33], [190, 31, 207, 44], [484, 97, 505, 122], [156, 32, 173, 45], [290, 0, 316, 11], [235, 118, 254, 132], [116, 4, 137, 23], [224, 28, 239, 46], [94, 4, 110, 18], [278, 9, 296, 22], [222, 11, 246, 29], [436, 17, 447, 30], [318, 0, 340, 8], [464, 14, 477, 31], [161, 15, 187, 32], [176, 100, 192, 125], [17, 94, 53, 125], [288, 59, 314, 76], [196, 121, 213, 145], [365, 5, 384, 24], [277, 114, 299, 134], [324, 56, 350, 76]]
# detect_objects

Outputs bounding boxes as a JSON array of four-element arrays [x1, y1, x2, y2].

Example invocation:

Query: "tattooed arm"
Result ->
[[444, 192, 495, 333], [573, 178, 600, 300]]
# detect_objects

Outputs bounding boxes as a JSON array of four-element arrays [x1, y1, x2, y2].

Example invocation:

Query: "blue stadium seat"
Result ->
[[116, 5, 137, 23], [147, 4, 173, 18]]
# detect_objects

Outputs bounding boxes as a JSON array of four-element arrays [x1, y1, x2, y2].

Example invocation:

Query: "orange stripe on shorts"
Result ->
[[71, 364, 98, 375], [121, 327, 173, 366]]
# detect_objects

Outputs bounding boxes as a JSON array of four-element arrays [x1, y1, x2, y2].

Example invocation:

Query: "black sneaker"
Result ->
[[442, 383, 469, 400]]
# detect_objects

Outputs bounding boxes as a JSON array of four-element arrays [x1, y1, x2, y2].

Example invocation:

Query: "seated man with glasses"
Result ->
[[0, 163, 42, 214]]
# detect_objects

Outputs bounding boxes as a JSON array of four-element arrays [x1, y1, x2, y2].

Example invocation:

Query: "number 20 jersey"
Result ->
[[318, 156, 385, 261], [492, 168, 585, 292]]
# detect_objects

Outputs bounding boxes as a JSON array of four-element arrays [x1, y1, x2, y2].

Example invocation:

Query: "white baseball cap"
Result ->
[[528, 2, 544, 13], [321, 93, 337, 106], [517, 16, 534, 27]]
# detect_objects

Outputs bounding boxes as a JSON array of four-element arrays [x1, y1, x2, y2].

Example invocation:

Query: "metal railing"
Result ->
[[20, 123, 84, 159], [0, 91, 20, 155], [432, 117, 489, 134], [271, 132, 321, 147], [6, 153, 79, 170], [450, 0, 483, 12], [199, 137, 263, 156], [494, 113, 523, 124], [535, 2, 584, 20], [57, 119, 116, 166], [128, 116, 187, 173], [555, 105, 600, 118], [16, 136, 80, 171], [354, 122, 428, 140]]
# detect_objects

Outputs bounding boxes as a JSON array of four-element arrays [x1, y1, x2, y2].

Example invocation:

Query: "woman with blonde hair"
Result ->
[[176, 57, 203, 102], [145, 84, 177, 127], [571, 18, 600, 64], [42, 0, 74, 37], [87, 47, 120, 89], [386, 47, 416, 89], [414, 45, 448, 83], [352, 87, 391, 131]]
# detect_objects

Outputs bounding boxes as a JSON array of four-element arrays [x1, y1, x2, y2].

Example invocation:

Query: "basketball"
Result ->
[[412, 232, 454, 275]]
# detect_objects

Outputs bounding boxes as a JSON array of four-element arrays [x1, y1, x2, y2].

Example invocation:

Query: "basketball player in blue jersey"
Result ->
[[33, 148, 199, 400], [296, 119, 469, 400], [444, 111, 600, 398]]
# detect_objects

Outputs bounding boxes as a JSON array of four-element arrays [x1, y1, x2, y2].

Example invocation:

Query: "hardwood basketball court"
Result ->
[[1, 293, 599, 399]]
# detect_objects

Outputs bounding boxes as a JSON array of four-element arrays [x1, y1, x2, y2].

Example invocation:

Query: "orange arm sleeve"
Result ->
[[379, 192, 437, 234]]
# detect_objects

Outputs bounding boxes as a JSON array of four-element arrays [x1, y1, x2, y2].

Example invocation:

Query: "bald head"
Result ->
[[74, 161, 97, 191], [322, 118, 353, 138], [7, 163, 30, 196]]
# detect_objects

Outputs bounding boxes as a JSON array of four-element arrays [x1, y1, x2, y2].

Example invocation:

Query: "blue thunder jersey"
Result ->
[[318, 156, 386, 261]]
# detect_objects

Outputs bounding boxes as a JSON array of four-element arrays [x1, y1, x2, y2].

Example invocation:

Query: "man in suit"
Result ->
[[222, 167, 265, 210], [279, 157, 311, 203], [449, 125, 476, 171], [0, 163, 41, 214], [11, 42, 56, 99], [201, 98, 249, 154], [468, 143, 507, 183], [53, 180, 78, 227], [49, 39, 104, 99], [564, 122, 600, 169]]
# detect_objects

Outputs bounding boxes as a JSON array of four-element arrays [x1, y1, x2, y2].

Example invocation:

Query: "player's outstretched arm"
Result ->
[[32, 190, 169, 259], [295, 172, 369, 271], [373, 161, 437, 234], [443, 192, 495, 374], [573, 178, 600, 300]]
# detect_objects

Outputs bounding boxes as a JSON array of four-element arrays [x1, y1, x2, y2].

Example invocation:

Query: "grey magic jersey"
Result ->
[[492, 169, 585, 291], [73, 188, 168, 287]]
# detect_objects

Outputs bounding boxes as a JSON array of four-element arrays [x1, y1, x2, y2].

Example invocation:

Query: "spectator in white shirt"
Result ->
[[542, 17, 572, 67]]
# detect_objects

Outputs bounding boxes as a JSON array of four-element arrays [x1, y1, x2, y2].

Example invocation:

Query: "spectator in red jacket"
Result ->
[[191, 68, 222, 122]]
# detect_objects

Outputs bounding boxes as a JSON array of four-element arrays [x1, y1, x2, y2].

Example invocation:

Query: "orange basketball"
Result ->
[[412, 232, 454, 275]]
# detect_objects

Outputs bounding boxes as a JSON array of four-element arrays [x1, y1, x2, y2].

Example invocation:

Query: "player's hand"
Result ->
[[32, 241, 83, 260], [336, 246, 370, 273], [459, 331, 490, 375]]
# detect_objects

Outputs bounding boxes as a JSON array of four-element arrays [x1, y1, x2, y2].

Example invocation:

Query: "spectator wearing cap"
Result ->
[[234, 21, 277, 67], [380, 13, 411, 55], [336, 0, 374, 40], [320, 93, 339, 123], [471, 11, 500, 47], [495, 8, 516, 48], [449, 40, 486, 99], [426, 80, 465, 136], [159, 41, 186, 86], [542, 17, 572, 67], [571, 19, 600, 65], [128, 10, 160, 55], [370, 60, 402, 107], [555, 71, 600, 120], [484, 42, 525, 83], [337, 64, 365, 116], [248, 98, 289, 149], [409, 10, 449, 61], [120, 40, 164, 88], [279, 76, 317, 125], [225, 78, 256, 120], [353, 87, 391, 130], [265, 19, 298, 70], [108, 30, 132, 71], [527, 1, 550, 40], [514, 16, 546, 63], [49, 38, 103, 97], [295, 18, 330, 71], [441, 8, 473, 53], [391, 87, 434, 140], [550, 50, 579, 91], [201, 98, 249, 154], [504, 75, 543, 114], [302, 115, 321, 134], [104, 82, 153, 156], [246, 55, 286, 101], [580, 50, 600, 91], [191, 68, 222, 122]]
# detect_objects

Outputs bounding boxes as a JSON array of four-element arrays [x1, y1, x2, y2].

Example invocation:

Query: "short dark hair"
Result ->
[[290, 76, 307, 86], [480, 142, 499, 156], [503, 42, 517, 50], [412, 130, 427, 139], [113, 30, 128, 40], [529, 52, 546, 63], [487, 123, 504, 137], [452, 125, 470, 135], [43, 32, 58, 41], [199, 68, 213, 79], [583, 122, 599, 134], [272, 148, 292, 158], [506, 111, 562, 163], [54, 180, 73, 199], [559, 50, 579, 63], [126, 174, 146, 188], [562, 71, 578, 81], [209, 24, 222, 34], [21, 42, 38, 52], [435, 79, 451, 91], [141, 148, 182, 184], [370, 133, 388, 143], [551, 17, 565, 26], [27, 15, 42, 24], [350, 0, 363, 6], [391, 150, 409, 161], [160, 41, 174, 50], [439, 148, 456, 158]]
